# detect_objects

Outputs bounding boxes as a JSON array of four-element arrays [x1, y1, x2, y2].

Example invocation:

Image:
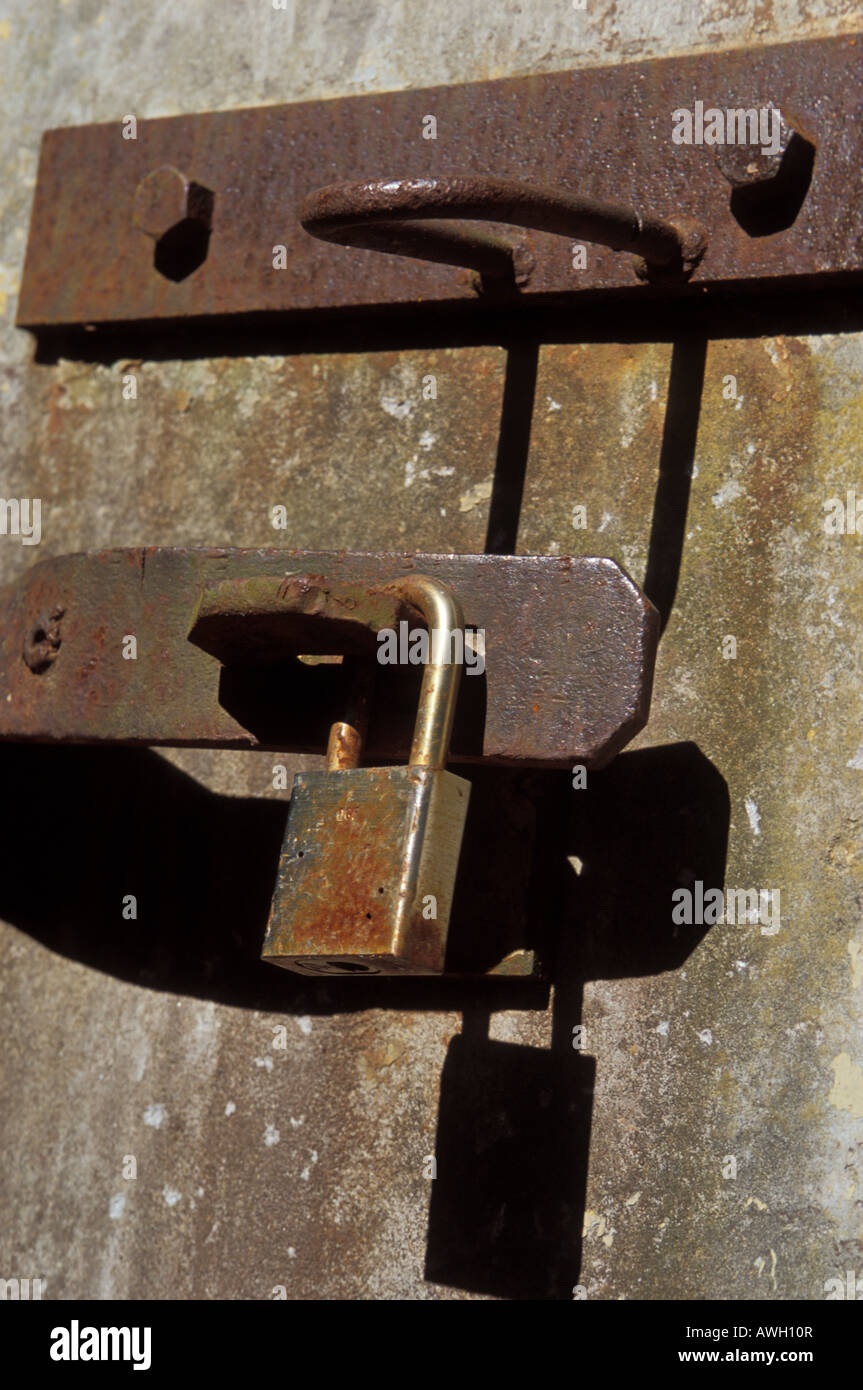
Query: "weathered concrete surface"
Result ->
[[518, 336, 863, 1297], [1, 1, 862, 1301]]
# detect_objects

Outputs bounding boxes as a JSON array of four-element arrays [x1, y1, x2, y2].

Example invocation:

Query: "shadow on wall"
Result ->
[[0, 739, 728, 1299], [426, 742, 730, 1299], [0, 743, 551, 1014]]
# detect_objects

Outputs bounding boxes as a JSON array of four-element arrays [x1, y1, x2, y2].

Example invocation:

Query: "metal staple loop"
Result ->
[[300, 174, 708, 281]]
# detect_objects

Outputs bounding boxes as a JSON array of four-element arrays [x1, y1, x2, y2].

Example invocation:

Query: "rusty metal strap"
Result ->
[[0, 549, 657, 768], [15, 36, 862, 331]]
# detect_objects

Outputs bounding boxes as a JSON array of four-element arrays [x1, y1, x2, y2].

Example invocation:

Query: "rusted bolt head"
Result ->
[[132, 165, 214, 240], [23, 605, 64, 674], [714, 107, 815, 189]]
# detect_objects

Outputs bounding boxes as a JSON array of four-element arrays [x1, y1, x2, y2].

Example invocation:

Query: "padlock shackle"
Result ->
[[385, 575, 465, 771], [325, 655, 372, 771]]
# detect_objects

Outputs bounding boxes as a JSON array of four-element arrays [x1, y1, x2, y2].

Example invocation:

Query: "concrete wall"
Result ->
[[1, 1, 862, 1299]]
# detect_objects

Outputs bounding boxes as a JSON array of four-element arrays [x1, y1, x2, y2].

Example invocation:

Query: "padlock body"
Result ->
[[263, 765, 470, 976]]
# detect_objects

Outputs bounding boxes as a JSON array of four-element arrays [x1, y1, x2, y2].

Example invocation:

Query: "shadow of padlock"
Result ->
[[262, 575, 471, 976], [424, 1011, 595, 1300]]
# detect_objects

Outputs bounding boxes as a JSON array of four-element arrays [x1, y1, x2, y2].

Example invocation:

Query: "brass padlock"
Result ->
[[262, 575, 471, 976]]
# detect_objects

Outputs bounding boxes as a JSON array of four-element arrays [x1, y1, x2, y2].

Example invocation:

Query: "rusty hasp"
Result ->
[[15, 35, 863, 331], [0, 549, 658, 768]]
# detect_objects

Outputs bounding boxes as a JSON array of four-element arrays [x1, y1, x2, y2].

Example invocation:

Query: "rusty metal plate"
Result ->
[[15, 35, 863, 332], [0, 549, 657, 768]]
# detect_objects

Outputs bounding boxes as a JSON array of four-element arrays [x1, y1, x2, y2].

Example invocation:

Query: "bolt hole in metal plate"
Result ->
[[14, 36, 863, 333]]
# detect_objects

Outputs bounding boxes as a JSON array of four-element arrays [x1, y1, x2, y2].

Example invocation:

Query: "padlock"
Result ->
[[262, 575, 472, 976]]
